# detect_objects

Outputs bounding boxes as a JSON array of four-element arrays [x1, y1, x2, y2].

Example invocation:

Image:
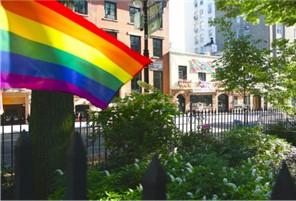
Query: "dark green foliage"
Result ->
[[29, 91, 74, 199], [91, 83, 180, 167], [49, 127, 294, 200], [267, 122, 296, 146]]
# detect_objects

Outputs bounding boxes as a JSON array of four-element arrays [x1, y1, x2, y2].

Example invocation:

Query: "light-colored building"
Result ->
[[2, 0, 169, 124], [163, 51, 265, 112]]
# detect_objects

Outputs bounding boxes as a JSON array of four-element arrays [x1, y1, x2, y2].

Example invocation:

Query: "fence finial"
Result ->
[[65, 132, 87, 200], [141, 155, 166, 200], [15, 131, 33, 199], [271, 160, 296, 200]]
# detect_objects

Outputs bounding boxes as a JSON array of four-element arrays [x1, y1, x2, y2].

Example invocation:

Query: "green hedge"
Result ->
[[49, 127, 294, 200]]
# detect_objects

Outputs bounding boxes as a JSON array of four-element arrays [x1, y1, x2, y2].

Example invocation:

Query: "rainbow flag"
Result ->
[[0, 0, 151, 109]]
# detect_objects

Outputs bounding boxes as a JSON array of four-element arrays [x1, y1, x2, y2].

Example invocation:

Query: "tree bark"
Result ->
[[29, 91, 74, 199]]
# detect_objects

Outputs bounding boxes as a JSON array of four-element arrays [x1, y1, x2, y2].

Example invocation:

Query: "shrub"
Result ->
[[266, 122, 296, 146], [91, 82, 180, 167], [49, 125, 294, 200]]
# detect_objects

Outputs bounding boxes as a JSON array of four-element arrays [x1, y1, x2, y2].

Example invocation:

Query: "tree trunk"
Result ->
[[29, 91, 74, 199]]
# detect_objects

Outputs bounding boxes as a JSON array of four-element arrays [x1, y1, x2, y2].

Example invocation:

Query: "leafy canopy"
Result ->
[[91, 82, 180, 167], [216, 0, 296, 26], [212, 19, 270, 98]]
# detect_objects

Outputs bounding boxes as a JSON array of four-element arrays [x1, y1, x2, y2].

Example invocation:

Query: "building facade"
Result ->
[[163, 51, 265, 112], [1, 0, 169, 124]]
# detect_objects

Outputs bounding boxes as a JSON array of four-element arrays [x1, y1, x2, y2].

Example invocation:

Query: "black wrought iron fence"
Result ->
[[1, 108, 294, 170]]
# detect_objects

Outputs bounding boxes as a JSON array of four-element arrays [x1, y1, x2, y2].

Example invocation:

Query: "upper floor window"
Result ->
[[178, 66, 187, 80], [194, 0, 198, 7], [130, 35, 141, 53], [129, 6, 140, 24], [104, 1, 117, 20], [105, 31, 117, 38], [200, 9, 204, 17], [74, 0, 88, 14], [153, 38, 163, 57], [200, 0, 203, 5], [208, 3, 212, 14], [276, 24, 283, 35], [58, 0, 88, 15], [198, 72, 206, 81], [209, 29, 213, 38]]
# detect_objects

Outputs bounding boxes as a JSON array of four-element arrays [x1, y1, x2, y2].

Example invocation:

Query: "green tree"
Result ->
[[265, 39, 296, 115], [29, 91, 74, 199], [216, 0, 296, 26], [92, 82, 180, 167], [212, 20, 270, 109], [215, 0, 296, 115]]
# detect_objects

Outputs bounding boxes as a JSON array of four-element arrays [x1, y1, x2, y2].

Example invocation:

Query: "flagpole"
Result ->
[[143, 0, 149, 86]]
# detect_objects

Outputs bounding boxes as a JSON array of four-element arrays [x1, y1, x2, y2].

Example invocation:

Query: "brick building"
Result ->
[[1, 0, 169, 124]]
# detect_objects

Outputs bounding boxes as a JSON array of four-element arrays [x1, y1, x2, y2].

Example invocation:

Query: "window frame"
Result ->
[[153, 71, 163, 91], [104, 1, 117, 20], [74, 0, 88, 15], [178, 65, 187, 80], [130, 35, 141, 53], [153, 38, 163, 58], [129, 6, 140, 24], [198, 72, 206, 81]]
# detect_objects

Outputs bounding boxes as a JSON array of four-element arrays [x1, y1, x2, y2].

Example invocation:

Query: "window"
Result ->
[[209, 29, 213, 37], [208, 3, 212, 14], [190, 95, 212, 106], [233, 96, 238, 105], [198, 72, 206, 81], [178, 66, 187, 80], [200, 9, 204, 17], [131, 73, 142, 93], [129, 6, 140, 24], [105, 31, 117, 38], [276, 24, 283, 35], [74, 0, 88, 14], [195, 37, 199, 44], [200, 34, 204, 44], [194, 0, 198, 7], [104, 1, 117, 20], [153, 38, 163, 57], [153, 71, 163, 91], [130, 35, 141, 53], [200, 0, 203, 5], [58, 0, 88, 14], [200, 21, 205, 31]]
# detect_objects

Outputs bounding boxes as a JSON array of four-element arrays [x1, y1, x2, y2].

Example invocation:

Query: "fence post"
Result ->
[[141, 155, 166, 200], [15, 131, 33, 200], [65, 132, 87, 200], [271, 161, 296, 200]]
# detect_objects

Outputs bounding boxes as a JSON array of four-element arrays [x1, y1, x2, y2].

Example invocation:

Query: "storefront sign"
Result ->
[[149, 60, 163, 71], [192, 81, 214, 93], [189, 59, 219, 74]]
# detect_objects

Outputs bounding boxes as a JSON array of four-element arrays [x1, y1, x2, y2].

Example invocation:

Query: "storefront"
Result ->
[[1, 90, 30, 125]]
